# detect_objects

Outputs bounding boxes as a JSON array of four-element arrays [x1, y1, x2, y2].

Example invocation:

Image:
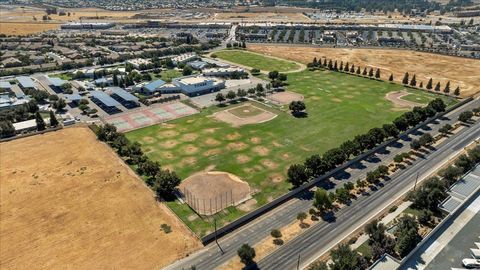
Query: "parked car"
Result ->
[[462, 258, 480, 269]]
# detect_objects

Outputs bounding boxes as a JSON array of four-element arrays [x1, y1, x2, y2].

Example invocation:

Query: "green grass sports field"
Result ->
[[215, 49, 301, 72], [126, 50, 457, 235]]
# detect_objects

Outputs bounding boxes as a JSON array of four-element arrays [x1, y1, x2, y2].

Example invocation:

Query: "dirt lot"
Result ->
[[268, 91, 304, 105], [0, 127, 200, 270], [248, 44, 480, 97]]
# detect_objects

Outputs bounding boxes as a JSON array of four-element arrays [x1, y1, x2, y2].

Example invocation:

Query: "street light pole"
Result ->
[[297, 252, 301, 270], [214, 218, 224, 254]]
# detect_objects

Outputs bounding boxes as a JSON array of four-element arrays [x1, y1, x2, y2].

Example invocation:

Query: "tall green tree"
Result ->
[[329, 244, 363, 270], [313, 188, 333, 212], [49, 110, 58, 127], [444, 81, 450, 94], [287, 164, 309, 187], [410, 74, 417, 87], [402, 72, 409, 84], [426, 78, 433, 90], [35, 112, 46, 131], [237, 244, 256, 266]]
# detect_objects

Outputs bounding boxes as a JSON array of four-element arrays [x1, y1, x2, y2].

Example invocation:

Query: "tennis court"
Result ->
[[104, 102, 198, 132]]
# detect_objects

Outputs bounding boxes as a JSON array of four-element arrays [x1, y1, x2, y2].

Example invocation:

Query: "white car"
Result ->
[[462, 258, 480, 268]]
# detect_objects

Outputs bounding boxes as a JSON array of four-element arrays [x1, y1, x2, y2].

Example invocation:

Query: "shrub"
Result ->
[[161, 223, 172, 233], [389, 205, 398, 213]]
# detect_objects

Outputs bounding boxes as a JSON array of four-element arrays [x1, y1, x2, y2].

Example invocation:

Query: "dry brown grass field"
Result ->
[[0, 126, 200, 270], [0, 6, 141, 22], [248, 44, 480, 97], [213, 12, 311, 22], [0, 22, 61, 35]]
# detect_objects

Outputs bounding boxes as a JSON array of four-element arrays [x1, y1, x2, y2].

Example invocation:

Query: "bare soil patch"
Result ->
[[0, 127, 199, 270], [269, 173, 285, 183], [226, 132, 242, 140], [179, 171, 251, 215], [261, 159, 279, 169], [250, 137, 262, 144], [253, 146, 270, 156], [183, 145, 199, 155], [248, 44, 480, 97], [227, 142, 249, 151], [160, 140, 179, 149], [213, 103, 277, 127], [143, 136, 156, 143], [236, 154, 252, 164], [386, 90, 424, 108], [159, 130, 179, 138], [203, 148, 221, 157], [181, 133, 199, 142], [203, 128, 219, 134], [204, 137, 221, 146], [181, 157, 197, 166], [268, 91, 304, 105]]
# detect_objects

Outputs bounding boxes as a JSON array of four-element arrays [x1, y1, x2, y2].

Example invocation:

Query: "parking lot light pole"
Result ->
[[214, 218, 224, 254]]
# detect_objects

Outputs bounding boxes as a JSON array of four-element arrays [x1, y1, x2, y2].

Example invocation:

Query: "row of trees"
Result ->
[[95, 124, 180, 199], [401, 73, 460, 96], [308, 57, 461, 96], [309, 57, 381, 80], [287, 98, 447, 188], [214, 83, 267, 105]]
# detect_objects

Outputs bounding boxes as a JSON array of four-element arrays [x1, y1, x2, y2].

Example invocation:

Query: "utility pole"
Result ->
[[413, 171, 419, 191], [214, 218, 224, 254], [296, 252, 301, 270]]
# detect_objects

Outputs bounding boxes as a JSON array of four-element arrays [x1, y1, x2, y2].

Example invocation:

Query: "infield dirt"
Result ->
[[0, 126, 200, 270]]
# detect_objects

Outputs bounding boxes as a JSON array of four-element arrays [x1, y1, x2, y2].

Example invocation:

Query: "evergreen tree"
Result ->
[[356, 66, 361, 74], [339, 61, 344, 71], [344, 62, 349, 72], [375, 69, 381, 79], [419, 81, 423, 88], [426, 78, 433, 90], [323, 58, 327, 67], [333, 60, 338, 71], [389, 73, 394, 81], [350, 64, 355, 73], [410, 74, 417, 87], [369, 67, 374, 77], [444, 81, 450, 94], [402, 72, 409, 84], [35, 112, 46, 131], [454, 86, 460, 96], [312, 57, 318, 66], [434, 82, 441, 91], [49, 110, 58, 127], [362, 67, 367, 76]]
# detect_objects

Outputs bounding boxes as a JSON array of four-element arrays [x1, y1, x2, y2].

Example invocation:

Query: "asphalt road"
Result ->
[[165, 98, 480, 270], [258, 120, 480, 270]]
